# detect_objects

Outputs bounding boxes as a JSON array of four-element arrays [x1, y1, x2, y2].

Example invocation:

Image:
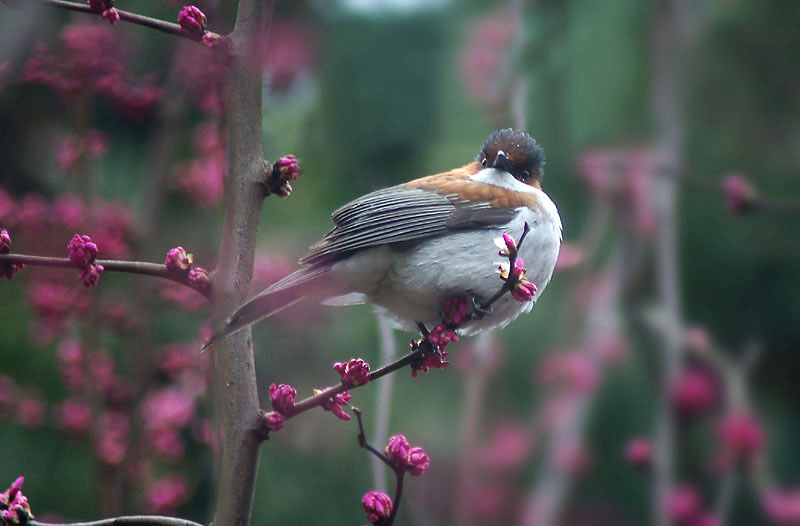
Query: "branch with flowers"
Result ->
[[19, 0, 225, 48]]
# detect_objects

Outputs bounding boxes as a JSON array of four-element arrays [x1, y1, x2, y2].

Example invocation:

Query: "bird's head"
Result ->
[[477, 129, 545, 188]]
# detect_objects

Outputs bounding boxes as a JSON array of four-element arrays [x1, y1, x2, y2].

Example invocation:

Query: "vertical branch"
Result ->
[[211, 1, 273, 526], [650, 2, 688, 524]]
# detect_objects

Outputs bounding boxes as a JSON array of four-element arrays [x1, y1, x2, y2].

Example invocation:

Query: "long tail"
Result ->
[[201, 264, 334, 352]]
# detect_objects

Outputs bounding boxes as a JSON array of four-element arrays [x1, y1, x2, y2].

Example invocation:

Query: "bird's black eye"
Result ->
[[521, 170, 530, 181], [481, 157, 488, 167]]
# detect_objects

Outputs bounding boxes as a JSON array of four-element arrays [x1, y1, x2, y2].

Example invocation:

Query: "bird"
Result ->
[[202, 129, 562, 351]]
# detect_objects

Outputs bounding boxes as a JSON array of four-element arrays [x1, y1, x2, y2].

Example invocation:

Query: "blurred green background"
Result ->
[[1, 0, 799, 525]]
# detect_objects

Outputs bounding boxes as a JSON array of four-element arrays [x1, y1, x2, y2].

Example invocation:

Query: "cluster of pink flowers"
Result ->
[[22, 24, 161, 116], [537, 350, 598, 394], [763, 488, 800, 524], [668, 485, 719, 526], [714, 411, 765, 467], [459, 7, 515, 110], [579, 148, 659, 236], [164, 246, 210, 293], [314, 387, 352, 421], [177, 6, 223, 49], [269, 383, 296, 415], [145, 475, 188, 514], [624, 437, 653, 468], [173, 122, 227, 207], [385, 434, 431, 477], [88, 0, 119, 26], [0, 477, 33, 525], [55, 130, 110, 172], [0, 228, 23, 279], [334, 358, 371, 386], [270, 155, 303, 198], [411, 346, 450, 378], [68, 233, 104, 286]]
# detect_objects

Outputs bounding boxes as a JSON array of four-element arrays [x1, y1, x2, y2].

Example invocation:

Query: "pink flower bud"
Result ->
[[511, 279, 537, 302], [101, 8, 120, 26], [362, 491, 392, 525], [625, 437, 652, 467], [201, 33, 223, 48], [385, 435, 411, 466], [79, 263, 104, 287], [333, 358, 371, 386], [274, 155, 301, 181], [188, 267, 210, 289], [0, 228, 22, 279], [165, 246, 194, 271], [178, 6, 207, 34], [428, 324, 458, 350], [0, 476, 32, 524], [0, 228, 10, 253], [407, 446, 431, 476], [268, 383, 296, 414], [411, 347, 450, 377], [671, 369, 716, 416], [263, 411, 286, 431], [314, 387, 351, 421], [68, 233, 99, 267], [441, 296, 469, 326]]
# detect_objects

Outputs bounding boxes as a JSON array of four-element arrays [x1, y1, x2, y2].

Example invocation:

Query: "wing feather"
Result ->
[[299, 185, 519, 265]]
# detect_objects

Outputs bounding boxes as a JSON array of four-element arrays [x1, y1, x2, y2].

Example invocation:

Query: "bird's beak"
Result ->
[[492, 150, 513, 173]]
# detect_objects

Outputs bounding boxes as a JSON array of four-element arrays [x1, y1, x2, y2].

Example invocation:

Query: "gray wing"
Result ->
[[299, 185, 518, 265]]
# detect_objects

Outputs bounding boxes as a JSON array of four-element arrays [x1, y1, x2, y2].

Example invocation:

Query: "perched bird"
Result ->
[[203, 129, 562, 351]]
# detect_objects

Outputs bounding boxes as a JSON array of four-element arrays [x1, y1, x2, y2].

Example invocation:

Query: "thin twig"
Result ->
[[0, 254, 210, 298], [29, 0, 222, 45], [29, 517, 204, 526]]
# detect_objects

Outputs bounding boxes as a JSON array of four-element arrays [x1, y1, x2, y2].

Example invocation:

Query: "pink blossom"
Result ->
[[537, 350, 597, 394], [477, 422, 533, 470], [142, 388, 195, 429], [157, 344, 199, 379], [407, 446, 431, 477], [174, 149, 226, 207], [52, 194, 86, 229], [385, 435, 411, 466], [0, 476, 33, 525], [201, 33, 223, 49], [668, 485, 701, 522], [178, 6, 207, 35], [268, 383, 297, 414], [554, 243, 585, 271], [17, 194, 49, 230], [148, 428, 186, 462], [722, 173, 756, 215], [625, 437, 652, 467], [273, 154, 301, 181], [428, 324, 458, 350], [441, 296, 469, 326], [263, 21, 316, 87], [362, 491, 392, 525], [511, 278, 537, 302], [16, 392, 45, 428], [55, 138, 82, 171], [314, 387, 351, 421], [165, 246, 194, 271], [411, 348, 450, 377], [0, 228, 23, 279], [55, 398, 92, 434], [671, 369, 716, 416], [79, 263, 104, 287], [188, 267, 210, 290], [333, 358, 371, 386], [716, 412, 765, 464], [263, 411, 286, 431], [145, 475, 188, 513], [94, 411, 129, 464], [764, 488, 800, 524], [460, 8, 515, 108], [68, 233, 99, 267]]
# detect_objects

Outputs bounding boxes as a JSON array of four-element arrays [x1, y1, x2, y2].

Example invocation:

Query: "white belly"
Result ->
[[331, 205, 562, 335]]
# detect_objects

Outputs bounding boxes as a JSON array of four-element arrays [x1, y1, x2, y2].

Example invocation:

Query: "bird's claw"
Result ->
[[470, 295, 492, 320]]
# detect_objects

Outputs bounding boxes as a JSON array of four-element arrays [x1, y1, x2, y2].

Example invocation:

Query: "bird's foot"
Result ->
[[470, 294, 492, 320]]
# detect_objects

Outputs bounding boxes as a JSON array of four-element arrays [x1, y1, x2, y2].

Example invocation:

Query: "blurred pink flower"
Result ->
[[52, 194, 86, 229], [722, 173, 756, 215], [460, 7, 515, 109], [148, 428, 186, 463], [477, 421, 533, 470], [58, 339, 85, 391], [264, 21, 316, 88], [554, 243, 585, 272], [554, 441, 592, 476], [715, 412, 765, 465], [538, 350, 597, 394], [624, 437, 652, 468], [591, 332, 629, 365], [143, 388, 196, 430], [16, 391, 46, 428], [160, 280, 209, 311], [17, 194, 49, 231], [671, 369, 716, 416], [94, 411, 129, 464], [668, 485, 701, 522], [146, 475, 188, 513], [174, 124, 227, 207], [55, 397, 92, 434], [764, 488, 800, 525]]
